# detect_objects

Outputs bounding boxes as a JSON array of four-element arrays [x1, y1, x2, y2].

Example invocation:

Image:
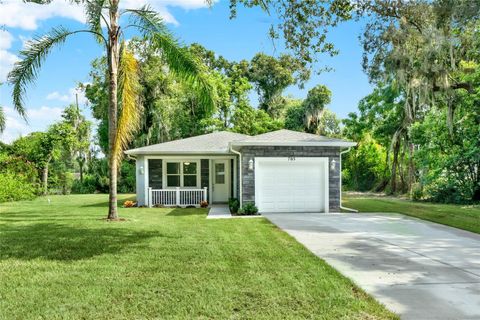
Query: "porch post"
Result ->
[[148, 187, 152, 208], [203, 187, 208, 202], [175, 187, 180, 206]]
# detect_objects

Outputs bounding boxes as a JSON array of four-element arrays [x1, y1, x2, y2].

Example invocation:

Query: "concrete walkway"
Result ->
[[263, 212, 480, 320], [207, 205, 231, 219]]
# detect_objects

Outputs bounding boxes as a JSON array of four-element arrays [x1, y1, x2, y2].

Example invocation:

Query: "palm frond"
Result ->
[[127, 5, 216, 112], [0, 106, 5, 133], [7, 27, 75, 118], [85, 0, 107, 43], [124, 5, 170, 35], [113, 46, 142, 163]]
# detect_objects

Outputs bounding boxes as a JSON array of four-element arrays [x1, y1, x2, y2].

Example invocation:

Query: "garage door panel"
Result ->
[[255, 158, 328, 213]]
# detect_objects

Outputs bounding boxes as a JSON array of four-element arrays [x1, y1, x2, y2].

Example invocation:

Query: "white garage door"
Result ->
[[255, 157, 329, 213]]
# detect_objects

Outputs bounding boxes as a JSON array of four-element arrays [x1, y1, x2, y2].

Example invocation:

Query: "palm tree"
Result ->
[[7, 0, 216, 219]]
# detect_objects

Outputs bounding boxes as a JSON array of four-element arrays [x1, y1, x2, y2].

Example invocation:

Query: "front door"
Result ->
[[212, 159, 229, 203]]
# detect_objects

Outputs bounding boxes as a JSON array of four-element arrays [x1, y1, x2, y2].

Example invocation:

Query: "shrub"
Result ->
[[410, 183, 423, 201], [71, 175, 99, 194], [0, 172, 38, 203], [228, 198, 240, 213], [118, 161, 135, 193], [238, 202, 259, 215], [200, 200, 208, 208]]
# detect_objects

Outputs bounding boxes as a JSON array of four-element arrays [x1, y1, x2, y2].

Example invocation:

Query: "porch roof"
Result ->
[[124, 131, 250, 155]]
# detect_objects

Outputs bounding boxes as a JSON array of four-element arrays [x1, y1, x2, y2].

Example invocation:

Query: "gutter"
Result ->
[[339, 147, 359, 213], [229, 144, 243, 207]]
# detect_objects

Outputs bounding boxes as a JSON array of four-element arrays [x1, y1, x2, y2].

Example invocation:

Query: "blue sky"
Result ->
[[0, 0, 372, 143]]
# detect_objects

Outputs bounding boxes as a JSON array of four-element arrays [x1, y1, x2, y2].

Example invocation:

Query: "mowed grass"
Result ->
[[0, 194, 396, 319], [343, 193, 480, 234]]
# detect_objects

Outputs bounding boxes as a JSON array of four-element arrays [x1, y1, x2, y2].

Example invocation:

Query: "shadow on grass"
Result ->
[[0, 223, 162, 261], [81, 196, 136, 208]]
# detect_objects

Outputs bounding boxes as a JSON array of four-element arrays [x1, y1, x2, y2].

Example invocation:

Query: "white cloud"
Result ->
[[0, 30, 19, 82], [0, 106, 64, 143], [0, 30, 14, 50], [27, 106, 64, 120], [46, 91, 70, 102], [0, 0, 85, 30], [46, 86, 89, 105], [0, 0, 213, 30]]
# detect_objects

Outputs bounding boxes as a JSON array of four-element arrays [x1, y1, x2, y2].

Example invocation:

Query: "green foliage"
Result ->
[[228, 198, 240, 214], [231, 103, 284, 135], [284, 99, 305, 131], [0, 153, 40, 202], [0, 172, 38, 203], [238, 202, 259, 215], [247, 53, 307, 118], [304, 85, 332, 132], [71, 175, 98, 194], [410, 183, 423, 201], [343, 134, 388, 192], [410, 103, 480, 203], [71, 159, 135, 194]]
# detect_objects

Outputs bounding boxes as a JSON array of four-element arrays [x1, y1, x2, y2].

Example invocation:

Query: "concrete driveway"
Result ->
[[263, 212, 480, 320]]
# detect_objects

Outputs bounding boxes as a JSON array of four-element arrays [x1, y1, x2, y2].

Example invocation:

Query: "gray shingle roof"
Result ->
[[125, 129, 356, 155], [124, 131, 250, 155], [230, 129, 356, 147], [234, 129, 346, 143]]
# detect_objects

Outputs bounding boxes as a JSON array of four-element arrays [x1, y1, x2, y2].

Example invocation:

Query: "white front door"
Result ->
[[212, 159, 229, 203], [255, 157, 329, 213]]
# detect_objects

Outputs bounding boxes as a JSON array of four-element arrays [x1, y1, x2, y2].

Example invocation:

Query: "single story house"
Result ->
[[125, 129, 356, 213]]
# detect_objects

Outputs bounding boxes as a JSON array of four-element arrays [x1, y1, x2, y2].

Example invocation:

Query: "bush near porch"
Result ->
[[0, 194, 396, 319]]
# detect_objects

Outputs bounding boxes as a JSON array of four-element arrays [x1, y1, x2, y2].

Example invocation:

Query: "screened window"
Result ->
[[165, 161, 198, 187]]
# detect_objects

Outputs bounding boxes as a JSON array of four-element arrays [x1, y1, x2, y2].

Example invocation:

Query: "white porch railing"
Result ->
[[148, 187, 207, 207]]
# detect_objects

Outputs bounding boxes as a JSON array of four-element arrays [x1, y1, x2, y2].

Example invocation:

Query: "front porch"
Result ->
[[136, 155, 238, 207], [148, 187, 207, 207]]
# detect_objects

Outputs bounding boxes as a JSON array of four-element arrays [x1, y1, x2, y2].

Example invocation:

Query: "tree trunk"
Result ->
[[42, 162, 49, 195], [390, 139, 400, 194], [107, 0, 120, 220], [78, 158, 84, 183], [408, 143, 415, 192]]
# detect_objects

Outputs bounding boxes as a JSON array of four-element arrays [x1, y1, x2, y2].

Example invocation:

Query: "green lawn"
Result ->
[[0, 194, 395, 319], [343, 193, 480, 234]]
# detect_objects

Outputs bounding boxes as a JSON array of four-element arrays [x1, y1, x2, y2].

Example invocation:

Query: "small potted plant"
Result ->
[[200, 200, 209, 208]]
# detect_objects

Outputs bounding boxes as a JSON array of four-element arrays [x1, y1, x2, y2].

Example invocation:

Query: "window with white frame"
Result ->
[[165, 161, 198, 187]]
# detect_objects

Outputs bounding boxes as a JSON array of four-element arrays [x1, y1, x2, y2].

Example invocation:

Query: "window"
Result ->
[[215, 163, 225, 184], [166, 162, 180, 187], [165, 161, 198, 187], [183, 162, 197, 187]]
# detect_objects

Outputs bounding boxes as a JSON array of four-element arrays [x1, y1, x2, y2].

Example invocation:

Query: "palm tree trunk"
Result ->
[[107, 0, 120, 220]]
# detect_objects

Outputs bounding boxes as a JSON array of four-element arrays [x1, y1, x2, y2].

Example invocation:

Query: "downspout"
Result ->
[[339, 147, 359, 213], [229, 144, 243, 207]]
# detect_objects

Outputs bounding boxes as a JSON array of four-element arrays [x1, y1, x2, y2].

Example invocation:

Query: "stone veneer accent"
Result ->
[[239, 146, 341, 211]]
